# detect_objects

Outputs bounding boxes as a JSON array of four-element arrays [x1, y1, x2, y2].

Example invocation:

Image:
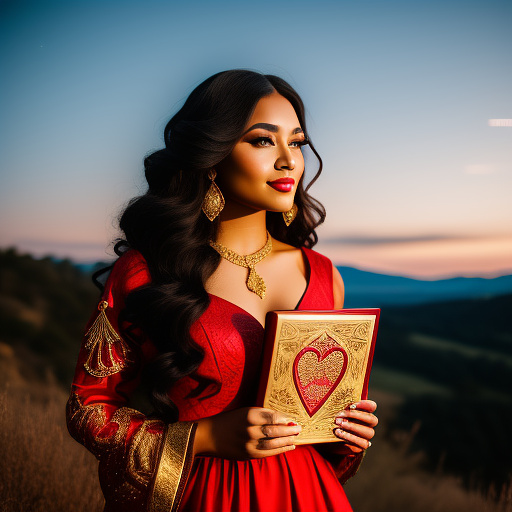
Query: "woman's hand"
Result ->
[[194, 407, 302, 460], [332, 400, 378, 454]]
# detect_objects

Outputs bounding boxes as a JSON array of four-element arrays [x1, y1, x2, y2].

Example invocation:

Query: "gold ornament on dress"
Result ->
[[209, 231, 272, 299], [84, 300, 130, 377], [201, 169, 225, 221], [283, 203, 298, 226], [66, 392, 175, 508]]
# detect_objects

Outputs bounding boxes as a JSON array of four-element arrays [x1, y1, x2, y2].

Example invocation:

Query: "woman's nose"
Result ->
[[275, 147, 295, 171]]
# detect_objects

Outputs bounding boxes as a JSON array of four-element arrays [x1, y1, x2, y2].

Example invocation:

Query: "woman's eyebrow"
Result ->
[[243, 123, 304, 135]]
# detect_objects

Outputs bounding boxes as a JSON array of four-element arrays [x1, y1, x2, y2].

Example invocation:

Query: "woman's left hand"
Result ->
[[333, 399, 378, 453]]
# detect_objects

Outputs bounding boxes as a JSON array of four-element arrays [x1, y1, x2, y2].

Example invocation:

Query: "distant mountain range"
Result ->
[[73, 258, 512, 308], [338, 266, 512, 307]]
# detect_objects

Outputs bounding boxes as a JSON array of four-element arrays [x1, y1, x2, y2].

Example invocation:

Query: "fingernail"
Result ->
[[368, 441, 372, 448], [337, 411, 347, 418], [335, 418, 344, 426], [287, 421, 298, 426], [349, 404, 357, 410], [335, 428, 345, 437]]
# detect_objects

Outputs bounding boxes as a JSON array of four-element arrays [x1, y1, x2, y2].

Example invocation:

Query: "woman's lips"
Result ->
[[267, 178, 295, 192]]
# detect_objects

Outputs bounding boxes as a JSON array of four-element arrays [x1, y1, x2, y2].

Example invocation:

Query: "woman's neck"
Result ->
[[215, 206, 268, 255]]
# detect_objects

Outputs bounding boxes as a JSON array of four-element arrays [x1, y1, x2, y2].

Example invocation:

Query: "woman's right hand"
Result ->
[[193, 407, 302, 459]]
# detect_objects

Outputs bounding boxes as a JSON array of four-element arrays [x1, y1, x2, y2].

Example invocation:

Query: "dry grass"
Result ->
[[1, 345, 510, 512], [345, 390, 512, 512], [0, 343, 103, 512], [345, 437, 512, 512]]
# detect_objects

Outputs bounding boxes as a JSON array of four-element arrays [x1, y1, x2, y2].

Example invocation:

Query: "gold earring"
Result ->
[[202, 169, 225, 221], [282, 203, 298, 226]]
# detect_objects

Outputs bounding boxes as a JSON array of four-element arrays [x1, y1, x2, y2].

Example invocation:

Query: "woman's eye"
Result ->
[[290, 139, 307, 148], [250, 137, 274, 147]]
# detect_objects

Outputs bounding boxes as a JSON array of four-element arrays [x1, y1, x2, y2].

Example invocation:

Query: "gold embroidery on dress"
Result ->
[[128, 419, 164, 486], [84, 300, 130, 377], [66, 392, 167, 508], [66, 392, 107, 459]]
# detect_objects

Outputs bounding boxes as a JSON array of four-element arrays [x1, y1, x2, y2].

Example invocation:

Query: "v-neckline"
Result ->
[[207, 247, 311, 330]]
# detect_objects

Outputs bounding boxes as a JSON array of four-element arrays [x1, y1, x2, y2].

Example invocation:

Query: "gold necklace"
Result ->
[[209, 231, 272, 299]]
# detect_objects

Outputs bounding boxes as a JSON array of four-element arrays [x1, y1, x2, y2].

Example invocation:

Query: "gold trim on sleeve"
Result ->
[[84, 300, 130, 377], [66, 392, 167, 508], [149, 421, 197, 512]]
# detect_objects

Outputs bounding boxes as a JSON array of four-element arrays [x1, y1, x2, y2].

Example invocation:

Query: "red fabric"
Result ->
[[71, 250, 159, 423], [67, 252, 166, 511], [71, 248, 355, 511], [178, 247, 353, 512]]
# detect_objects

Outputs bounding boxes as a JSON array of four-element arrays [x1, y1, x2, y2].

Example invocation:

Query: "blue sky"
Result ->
[[1, 0, 511, 277]]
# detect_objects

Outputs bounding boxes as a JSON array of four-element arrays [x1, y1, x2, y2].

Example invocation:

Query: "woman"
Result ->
[[66, 70, 378, 512]]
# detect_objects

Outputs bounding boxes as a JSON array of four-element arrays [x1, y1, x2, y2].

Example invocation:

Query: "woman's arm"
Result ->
[[66, 252, 196, 512], [193, 407, 302, 459]]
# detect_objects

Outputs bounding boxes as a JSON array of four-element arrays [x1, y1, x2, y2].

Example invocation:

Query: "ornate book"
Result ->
[[257, 309, 380, 445]]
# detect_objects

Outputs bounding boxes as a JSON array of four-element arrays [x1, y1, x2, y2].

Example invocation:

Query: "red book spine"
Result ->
[[256, 310, 278, 407], [360, 309, 380, 399]]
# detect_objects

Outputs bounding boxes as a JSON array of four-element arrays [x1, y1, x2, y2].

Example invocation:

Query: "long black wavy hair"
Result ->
[[115, 70, 326, 422]]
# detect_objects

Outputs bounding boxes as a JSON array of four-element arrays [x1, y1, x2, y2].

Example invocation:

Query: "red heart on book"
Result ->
[[293, 339, 348, 417]]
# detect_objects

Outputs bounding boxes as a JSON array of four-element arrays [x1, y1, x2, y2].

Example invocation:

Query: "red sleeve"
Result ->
[[66, 250, 196, 512], [317, 447, 365, 484]]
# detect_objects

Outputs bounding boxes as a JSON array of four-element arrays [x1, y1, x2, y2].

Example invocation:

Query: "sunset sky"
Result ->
[[1, 0, 511, 279]]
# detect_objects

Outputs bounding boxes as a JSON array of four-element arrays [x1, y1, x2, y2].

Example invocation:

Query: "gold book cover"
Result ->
[[257, 309, 380, 445]]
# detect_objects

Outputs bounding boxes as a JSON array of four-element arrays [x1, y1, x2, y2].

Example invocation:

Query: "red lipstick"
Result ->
[[267, 177, 295, 192]]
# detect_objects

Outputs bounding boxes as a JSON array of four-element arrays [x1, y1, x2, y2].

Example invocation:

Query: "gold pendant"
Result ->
[[246, 266, 266, 299]]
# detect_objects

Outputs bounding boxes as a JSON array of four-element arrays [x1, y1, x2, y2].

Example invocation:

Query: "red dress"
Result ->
[[66, 247, 362, 512]]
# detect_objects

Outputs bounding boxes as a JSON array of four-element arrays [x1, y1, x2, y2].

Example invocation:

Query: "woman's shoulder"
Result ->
[[271, 239, 335, 275], [104, 249, 151, 300], [301, 246, 336, 275], [301, 246, 344, 308]]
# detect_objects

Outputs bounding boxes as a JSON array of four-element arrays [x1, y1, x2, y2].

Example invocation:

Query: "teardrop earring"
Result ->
[[202, 169, 225, 221], [282, 203, 298, 226]]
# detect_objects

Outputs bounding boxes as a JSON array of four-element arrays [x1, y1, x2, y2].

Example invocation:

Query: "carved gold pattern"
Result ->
[[84, 300, 130, 377], [264, 313, 377, 444]]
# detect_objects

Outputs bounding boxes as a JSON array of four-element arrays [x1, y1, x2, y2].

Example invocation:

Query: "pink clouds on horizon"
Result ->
[[3, 234, 512, 280], [317, 234, 512, 279]]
